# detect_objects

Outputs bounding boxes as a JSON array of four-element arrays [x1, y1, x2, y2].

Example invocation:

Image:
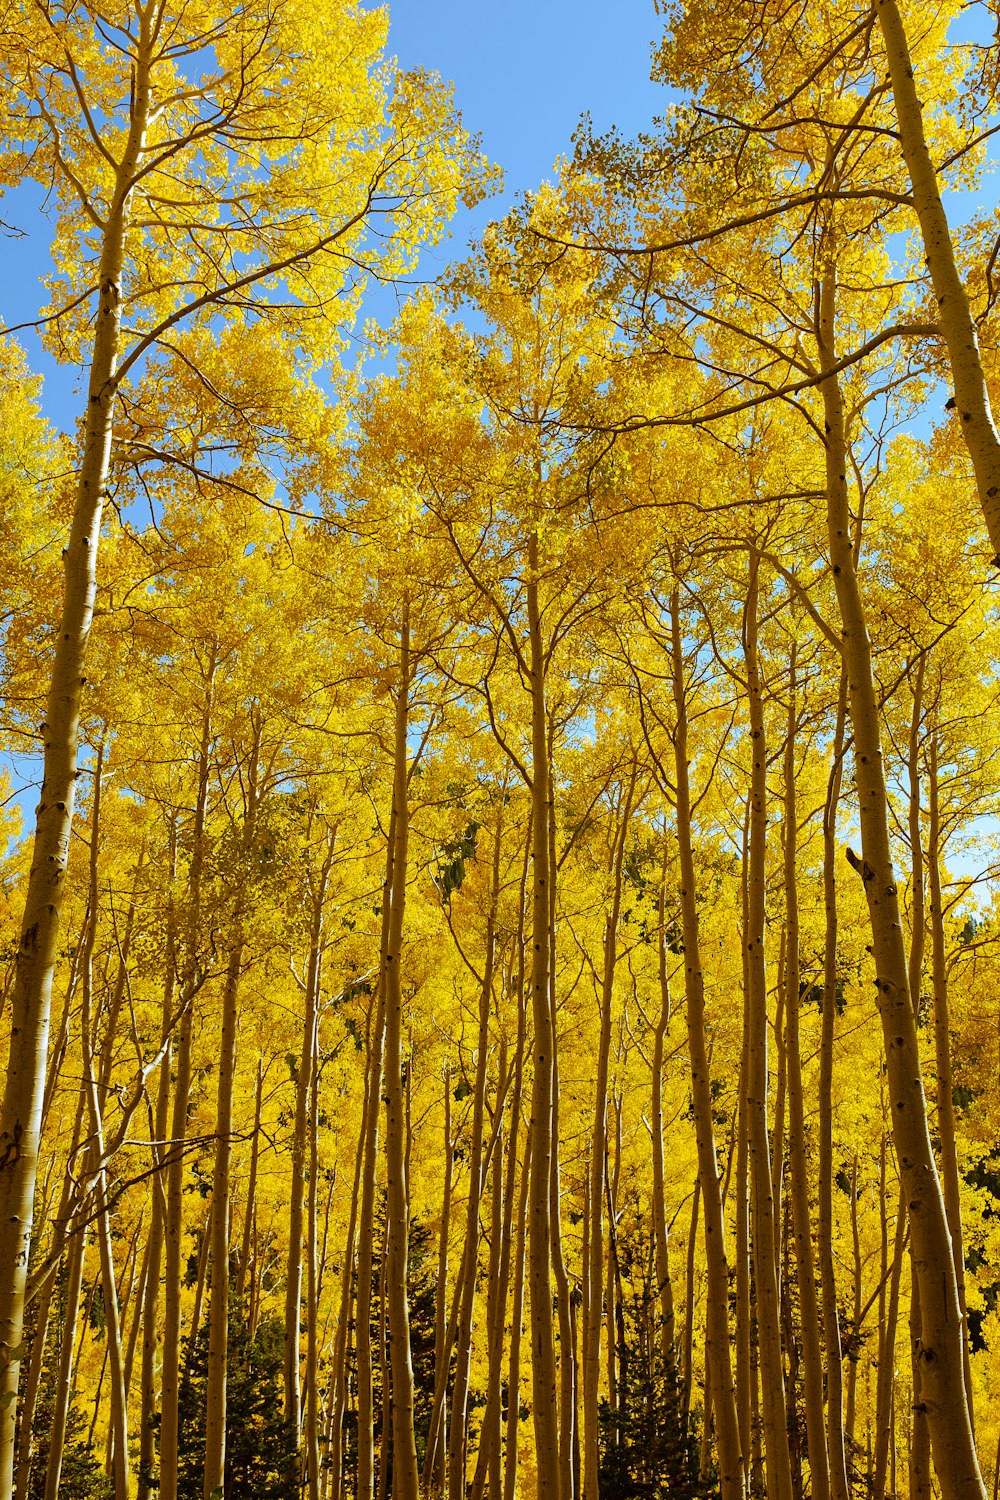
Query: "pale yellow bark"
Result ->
[[782, 656, 831, 1500], [669, 592, 745, 1500], [0, 30, 153, 1483], [582, 772, 634, 1500], [819, 268, 984, 1500], [819, 675, 851, 1500], [382, 599, 420, 1500], [526, 531, 561, 1497], [876, 0, 1000, 559]]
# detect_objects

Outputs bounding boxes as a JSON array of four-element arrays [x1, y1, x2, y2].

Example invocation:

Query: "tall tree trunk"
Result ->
[[547, 778, 576, 1500], [356, 833, 391, 1500], [735, 802, 752, 1483], [203, 722, 261, 1500], [927, 733, 974, 1421], [782, 652, 831, 1500], [382, 598, 420, 1500], [818, 267, 985, 1500], [75, 746, 131, 1500], [448, 816, 500, 1500], [743, 555, 793, 1500], [503, 1129, 532, 1500], [285, 843, 333, 1443], [327, 1037, 369, 1500], [819, 674, 851, 1500], [423, 1068, 455, 1497], [526, 529, 561, 1497], [668, 590, 745, 1500], [304, 1004, 322, 1500], [582, 772, 635, 1500], [651, 852, 678, 1371], [873, 1183, 907, 1500], [0, 39, 154, 1479], [138, 824, 178, 1500], [160, 665, 215, 1500]]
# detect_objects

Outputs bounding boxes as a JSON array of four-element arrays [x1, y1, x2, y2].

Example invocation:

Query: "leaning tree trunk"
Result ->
[[876, 0, 1000, 560], [818, 266, 985, 1500], [0, 32, 154, 1485]]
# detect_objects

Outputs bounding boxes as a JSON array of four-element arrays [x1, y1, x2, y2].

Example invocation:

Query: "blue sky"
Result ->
[[386, 0, 667, 241]]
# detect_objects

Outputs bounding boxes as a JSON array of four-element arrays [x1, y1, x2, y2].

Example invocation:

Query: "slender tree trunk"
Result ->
[[782, 653, 831, 1500], [0, 40, 154, 1480], [819, 674, 851, 1500], [423, 1069, 454, 1497], [928, 734, 974, 1420], [328, 1041, 369, 1500], [356, 838, 391, 1500], [905, 659, 932, 1498], [651, 854, 677, 1370], [285, 846, 333, 1442], [526, 530, 561, 1497], [203, 722, 261, 1500], [138, 825, 178, 1500], [818, 267, 985, 1499], [668, 590, 745, 1500], [503, 1128, 532, 1500], [305, 1005, 322, 1500], [735, 803, 753, 1484], [743, 555, 793, 1500], [582, 773, 634, 1500], [236, 1058, 264, 1308], [74, 747, 131, 1500], [680, 1178, 699, 1430], [161, 667, 215, 1500], [844, 1152, 862, 1463], [382, 598, 420, 1500], [873, 1184, 907, 1500], [448, 821, 500, 1500]]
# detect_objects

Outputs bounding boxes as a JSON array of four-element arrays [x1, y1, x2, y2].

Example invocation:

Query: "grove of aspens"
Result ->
[[1, 2, 999, 1498]]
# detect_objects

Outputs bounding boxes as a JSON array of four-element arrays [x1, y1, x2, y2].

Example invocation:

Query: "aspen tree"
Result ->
[[160, 669, 215, 1500], [781, 645, 831, 1500], [668, 590, 745, 1500], [818, 267, 985, 1500], [927, 732, 974, 1418], [447, 811, 501, 1500], [742, 554, 794, 1500], [872, 0, 1000, 559], [381, 596, 420, 1500], [650, 847, 678, 1372], [818, 674, 851, 1500], [203, 721, 261, 1500], [284, 836, 334, 1446], [582, 767, 635, 1500]]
